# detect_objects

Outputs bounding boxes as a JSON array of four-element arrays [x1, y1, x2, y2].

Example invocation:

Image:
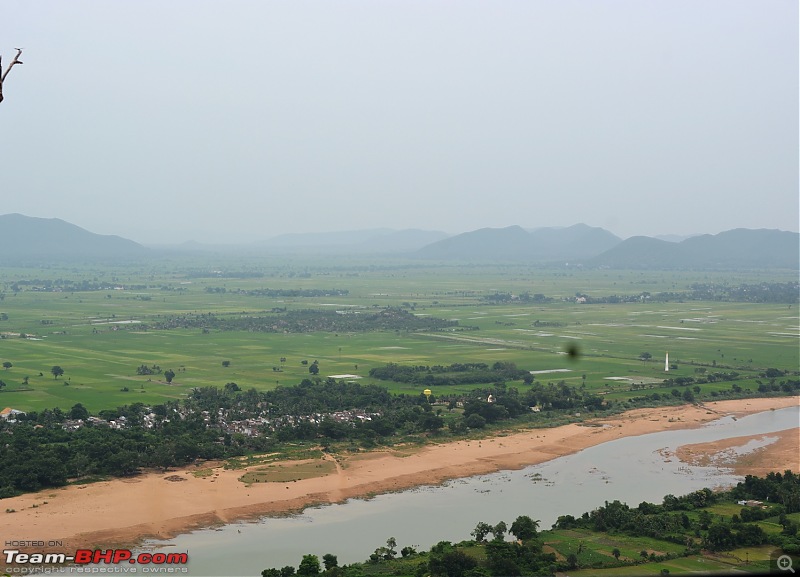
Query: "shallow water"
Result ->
[[143, 405, 799, 576]]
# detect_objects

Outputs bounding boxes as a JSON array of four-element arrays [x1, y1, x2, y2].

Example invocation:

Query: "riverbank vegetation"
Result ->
[[1, 374, 798, 497], [263, 472, 800, 577]]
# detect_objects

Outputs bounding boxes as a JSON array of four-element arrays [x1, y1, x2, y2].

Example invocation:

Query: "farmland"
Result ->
[[0, 258, 797, 413]]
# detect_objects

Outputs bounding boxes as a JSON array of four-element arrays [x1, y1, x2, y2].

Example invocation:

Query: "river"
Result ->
[[142, 406, 799, 576]]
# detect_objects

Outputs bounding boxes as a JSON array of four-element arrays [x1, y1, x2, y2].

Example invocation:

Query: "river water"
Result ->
[[143, 406, 799, 576]]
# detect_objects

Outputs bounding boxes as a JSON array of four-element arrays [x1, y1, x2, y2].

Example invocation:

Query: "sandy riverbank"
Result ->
[[4, 396, 797, 553], [675, 427, 799, 476]]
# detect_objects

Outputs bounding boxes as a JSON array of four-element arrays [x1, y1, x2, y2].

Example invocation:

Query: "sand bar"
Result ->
[[675, 427, 799, 476], [4, 396, 797, 553]]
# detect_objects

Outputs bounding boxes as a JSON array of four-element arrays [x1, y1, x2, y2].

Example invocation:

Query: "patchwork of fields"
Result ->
[[0, 261, 797, 412]]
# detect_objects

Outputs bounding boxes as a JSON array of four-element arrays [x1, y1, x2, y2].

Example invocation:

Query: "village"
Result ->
[[1, 403, 381, 439]]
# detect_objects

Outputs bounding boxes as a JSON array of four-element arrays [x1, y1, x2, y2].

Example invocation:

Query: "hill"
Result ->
[[415, 224, 622, 262], [0, 213, 147, 262], [590, 228, 799, 269]]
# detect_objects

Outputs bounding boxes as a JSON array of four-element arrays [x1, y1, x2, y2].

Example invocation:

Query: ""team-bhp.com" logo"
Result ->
[[5, 548, 188, 566]]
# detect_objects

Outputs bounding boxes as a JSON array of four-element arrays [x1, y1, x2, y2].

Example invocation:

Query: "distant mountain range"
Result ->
[[0, 214, 797, 269]]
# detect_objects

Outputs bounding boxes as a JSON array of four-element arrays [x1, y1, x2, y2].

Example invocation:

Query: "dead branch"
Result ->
[[0, 48, 24, 104]]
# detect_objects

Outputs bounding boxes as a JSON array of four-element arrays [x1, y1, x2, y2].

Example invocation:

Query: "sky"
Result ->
[[1, 1, 797, 245]]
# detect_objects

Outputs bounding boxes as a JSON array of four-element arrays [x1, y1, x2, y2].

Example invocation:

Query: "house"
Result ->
[[0, 407, 26, 422]]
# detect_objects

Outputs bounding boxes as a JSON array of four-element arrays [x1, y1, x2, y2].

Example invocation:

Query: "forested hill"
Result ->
[[589, 228, 800, 269], [0, 213, 147, 262]]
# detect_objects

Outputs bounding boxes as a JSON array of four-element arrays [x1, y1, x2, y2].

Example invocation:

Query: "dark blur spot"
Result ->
[[566, 342, 581, 361]]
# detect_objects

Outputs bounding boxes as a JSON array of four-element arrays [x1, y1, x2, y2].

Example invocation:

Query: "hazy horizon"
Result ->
[[2, 1, 797, 245]]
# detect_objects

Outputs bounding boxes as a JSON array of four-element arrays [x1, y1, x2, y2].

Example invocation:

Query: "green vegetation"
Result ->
[[263, 472, 800, 576], [239, 460, 336, 484], [0, 260, 797, 500], [0, 261, 796, 413]]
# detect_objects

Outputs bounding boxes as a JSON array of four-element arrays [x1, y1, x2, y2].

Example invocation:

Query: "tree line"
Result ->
[[150, 307, 469, 333], [368, 362, 531, 387]]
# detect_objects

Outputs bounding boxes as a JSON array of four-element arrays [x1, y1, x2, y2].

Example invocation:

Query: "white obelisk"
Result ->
[[665, 352, 669, 372]]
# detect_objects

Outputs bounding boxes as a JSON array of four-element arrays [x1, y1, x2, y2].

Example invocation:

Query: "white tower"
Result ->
[[665, 352, 670, 372]]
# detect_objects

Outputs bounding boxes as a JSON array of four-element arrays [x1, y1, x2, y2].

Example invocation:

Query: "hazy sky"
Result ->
[[1, 1, 797, 244]]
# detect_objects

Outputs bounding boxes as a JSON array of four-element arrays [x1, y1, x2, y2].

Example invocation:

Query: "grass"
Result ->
[[544, 529, 685, 563], [567, 555, 745, 575], [238, 459, 336, 484]]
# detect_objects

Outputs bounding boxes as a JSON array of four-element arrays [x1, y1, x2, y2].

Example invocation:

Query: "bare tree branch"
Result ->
[[0, 48, 24, 104]]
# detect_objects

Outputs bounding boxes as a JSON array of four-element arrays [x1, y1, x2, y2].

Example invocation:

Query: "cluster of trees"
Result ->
[[482, 292, 554, 304], [135, 364, 162, 376], [4, 279, 153, 292], [622, 378, 800, 408], [261, 553, 339, 577], [732, 471, 800, 513], [428, 524, 555, 577], [554, 475, 800, 555], [687, 282, 800, 304], [151, 307, 468, 333], [0, 409, 255, 497], [567, 281, 799, 305], [186, 270, 265, 279], [205, 287, 349, 297], [521, 380, 604, 411], [368, 362, 531, 386]]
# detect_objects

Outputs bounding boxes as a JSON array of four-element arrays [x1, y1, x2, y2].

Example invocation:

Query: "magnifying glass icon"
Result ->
[[778, 555, 795, 573]]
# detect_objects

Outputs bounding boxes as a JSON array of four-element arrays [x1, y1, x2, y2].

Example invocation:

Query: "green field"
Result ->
[[0, 259, 797, 412]]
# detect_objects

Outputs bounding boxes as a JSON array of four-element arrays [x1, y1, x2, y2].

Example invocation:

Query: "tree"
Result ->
[[222, 360, 231, 367], [400, 546, 416, 558], [418, 412, 444, 432], [386, 537, 397, 559], [464, 413, 486, 429], [280, 567, 296, 577], [309, 361, 319, 375], [510, 516, 539, 541], [51, 366, 64, 379], [0, 379, 5, 391], [492, 521, 507, 539], [639, 352, 652, 363], [471, 521, 493, 542], [612, 548, 621, 560], [69, 403, 89, 420], [2, 361, 11, 370], [321, 554, 338, 571], [164, 369, 175, 383], [567, 553, 578, 570], [428, 548, 477, 577], [224, 382, 240, 393], [0, 48, 23, 104], [297, 554, 320, 576]]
